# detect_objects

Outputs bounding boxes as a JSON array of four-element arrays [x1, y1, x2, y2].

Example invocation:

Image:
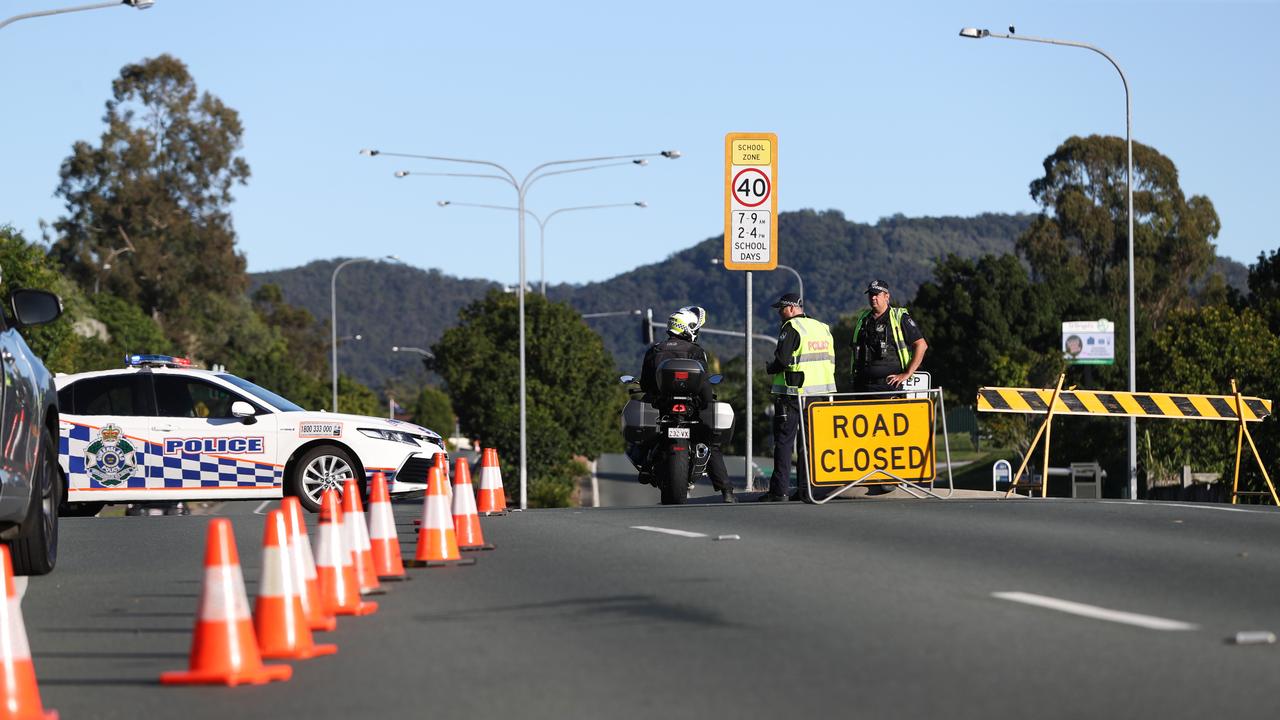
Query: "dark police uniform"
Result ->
[[851, 306, 925, 396]]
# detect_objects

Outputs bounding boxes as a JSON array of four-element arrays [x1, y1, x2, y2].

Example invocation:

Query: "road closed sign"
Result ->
[[805, 399, 936, 485], [723, 132, 778, 270]]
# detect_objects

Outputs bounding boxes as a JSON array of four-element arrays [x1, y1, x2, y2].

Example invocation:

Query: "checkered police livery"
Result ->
[[63, 422, 281, 489], [57, 354, 444, 512]]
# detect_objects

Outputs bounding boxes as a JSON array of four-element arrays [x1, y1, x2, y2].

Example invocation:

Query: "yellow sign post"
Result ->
[[723, 133, 778, 270], [806, 399, 936, 486]]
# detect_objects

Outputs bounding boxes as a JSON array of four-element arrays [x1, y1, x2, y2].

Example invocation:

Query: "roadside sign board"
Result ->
[[902, 371, 930, 400], [806, 398, 936, 485], [723, 132, 778, 270], [1062, 319, 1114, 365], [992, 458, 1012, 492]]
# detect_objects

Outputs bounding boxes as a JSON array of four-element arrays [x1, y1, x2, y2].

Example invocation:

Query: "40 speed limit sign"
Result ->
[[723, 132, 777, 270]]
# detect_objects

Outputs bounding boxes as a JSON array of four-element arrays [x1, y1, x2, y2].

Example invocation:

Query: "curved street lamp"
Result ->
[[363, 147, 680, 509], [332, 256, 398, 412], [959, 26, 1137, 499], [437, 200, 647, 295], [1, 0, 152, 32], [711, 257, 804, 304]]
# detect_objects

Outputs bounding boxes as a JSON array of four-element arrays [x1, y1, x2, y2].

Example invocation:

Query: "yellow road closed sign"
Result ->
[[806, 399, 936, 485]]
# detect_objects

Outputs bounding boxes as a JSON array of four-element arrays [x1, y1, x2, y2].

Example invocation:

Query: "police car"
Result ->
[[56, 355, 444, 515]]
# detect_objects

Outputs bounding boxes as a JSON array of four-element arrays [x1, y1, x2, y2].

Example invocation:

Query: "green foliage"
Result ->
[[433, 290, 624, 507], [0, 226, 83, 372], [410, 385, 455, 437], [337, 375, 380, 417], [1141, 304, 1280, 491], [49, 54, 250, 351]]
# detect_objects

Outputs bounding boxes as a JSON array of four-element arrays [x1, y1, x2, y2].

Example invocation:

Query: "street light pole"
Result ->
[[331, 256, 397, 413], [364, 147, 680, 510], [959, 26, 1137, 500], [438, 200, 647, 294], [713, 257, 804, 302], [1, 0, 152, 32]]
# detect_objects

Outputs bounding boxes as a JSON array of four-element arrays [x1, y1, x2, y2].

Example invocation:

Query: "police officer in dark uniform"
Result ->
[[637, 306, 735, 503], [850, 279, 928, 396]]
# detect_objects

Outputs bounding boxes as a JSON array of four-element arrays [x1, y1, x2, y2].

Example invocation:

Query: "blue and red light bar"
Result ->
[[126, 354, 192, 368]]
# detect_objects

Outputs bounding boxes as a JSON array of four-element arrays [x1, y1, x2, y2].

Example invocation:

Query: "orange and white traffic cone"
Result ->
[[313, 489, 377, 616], [282, 496, 336, 632], [254, 509, 337, 660], [0, 546, 57, 719], [406, 467, 476, 567], [161, 519, 292, 686], [342, 478, 383, 596], [433, 453, 454, 500], [367, 472, 408, 580], [476, 447, 509, 515], [452, 456, 493, 551]]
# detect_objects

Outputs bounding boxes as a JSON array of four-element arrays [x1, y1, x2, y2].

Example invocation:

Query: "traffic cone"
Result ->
[[0, 546, 57, 719], [476, 447, 509, 515], [282, 496, 336, 632], [342, 478, 384, 596], [406, 467, 476, 567], [433, 453, 454, 499], [313, 490, 377, 616], [254, 509, 337, 660], [367, 472, 408, 580], [452, 456, 493, 551], [161, 519, 292, 686]]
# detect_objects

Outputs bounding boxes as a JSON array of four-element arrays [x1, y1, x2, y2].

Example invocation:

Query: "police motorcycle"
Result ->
[[619, 360, 735, 505]]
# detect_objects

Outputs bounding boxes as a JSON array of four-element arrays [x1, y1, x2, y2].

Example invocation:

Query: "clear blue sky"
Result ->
[[2, 1, 1276, 287]]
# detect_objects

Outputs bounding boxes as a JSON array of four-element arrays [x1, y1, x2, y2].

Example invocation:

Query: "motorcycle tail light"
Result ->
[[675, 371, 689, 380], [671, 404, 687, 413]]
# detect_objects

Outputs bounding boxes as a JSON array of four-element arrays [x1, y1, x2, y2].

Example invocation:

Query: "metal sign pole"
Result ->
[[745, 271, 753, 493]]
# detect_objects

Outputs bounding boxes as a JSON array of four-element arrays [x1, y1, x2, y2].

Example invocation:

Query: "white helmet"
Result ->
[[667, 308, 701, 341]]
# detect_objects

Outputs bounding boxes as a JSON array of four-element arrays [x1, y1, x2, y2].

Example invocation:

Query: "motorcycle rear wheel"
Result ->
[[659, 448, 690, 505]]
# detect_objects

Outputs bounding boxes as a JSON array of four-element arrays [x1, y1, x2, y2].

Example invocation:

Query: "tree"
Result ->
[[410, 386, 455, 438], [1141, 304, 1280, 494], [49, 54, 250, 354], [1019, 135, 1220, 334], [433, 290, 625, 507]]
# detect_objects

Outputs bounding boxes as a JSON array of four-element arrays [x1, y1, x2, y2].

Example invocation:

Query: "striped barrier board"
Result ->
[[977, 387, 1272, 422]]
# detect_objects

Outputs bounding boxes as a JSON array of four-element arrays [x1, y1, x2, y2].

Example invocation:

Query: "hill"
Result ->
[[251, 210, 1249, 390]]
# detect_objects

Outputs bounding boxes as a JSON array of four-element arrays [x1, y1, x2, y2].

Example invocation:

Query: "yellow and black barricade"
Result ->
[[976, 376, 1276, 504]]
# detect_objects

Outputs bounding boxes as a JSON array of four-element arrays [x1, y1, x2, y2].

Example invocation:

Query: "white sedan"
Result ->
[[56, 355, 444, 514]]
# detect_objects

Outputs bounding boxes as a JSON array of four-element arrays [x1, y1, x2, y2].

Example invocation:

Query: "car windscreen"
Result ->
[[215, 374, 305, 412]]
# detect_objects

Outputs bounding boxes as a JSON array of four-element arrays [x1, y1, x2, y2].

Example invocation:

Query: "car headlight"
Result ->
[[358, 428, 421, 446]]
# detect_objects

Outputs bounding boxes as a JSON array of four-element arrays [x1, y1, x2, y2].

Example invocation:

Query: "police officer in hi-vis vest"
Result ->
[[851, 279, 928, 397], [761, 293, 837, 502]]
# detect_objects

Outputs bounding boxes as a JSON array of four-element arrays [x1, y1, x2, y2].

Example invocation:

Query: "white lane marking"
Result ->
[[1101, 500, 1269, 515], [631, 526, 707, 539], [993, 591, 1198, 631], [253, 501, 272, 515]]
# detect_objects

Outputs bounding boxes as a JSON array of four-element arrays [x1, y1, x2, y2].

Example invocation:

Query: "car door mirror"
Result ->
[[10, 289, 62, 328], [231, 400, 257, 424]]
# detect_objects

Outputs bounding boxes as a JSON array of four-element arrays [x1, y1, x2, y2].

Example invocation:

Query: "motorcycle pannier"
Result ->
[[699, 401, 735, 445], [621, 399, 658, 442]]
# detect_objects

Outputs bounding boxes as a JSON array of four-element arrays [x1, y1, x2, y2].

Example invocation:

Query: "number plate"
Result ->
[[667, 427, 690, 439]]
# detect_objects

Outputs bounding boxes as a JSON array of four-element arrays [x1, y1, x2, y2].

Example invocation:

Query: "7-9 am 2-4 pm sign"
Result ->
[[806, 399, 936, 485]]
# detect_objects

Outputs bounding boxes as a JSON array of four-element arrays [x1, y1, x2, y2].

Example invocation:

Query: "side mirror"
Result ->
[[708, 374, 723, 385], [619, 375, 636, 384], [10, 289, 62, 328], [231, 401, 257, 424]]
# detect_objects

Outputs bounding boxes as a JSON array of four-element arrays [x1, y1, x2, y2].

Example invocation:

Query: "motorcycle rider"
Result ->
[[633, 306, 736, 503]]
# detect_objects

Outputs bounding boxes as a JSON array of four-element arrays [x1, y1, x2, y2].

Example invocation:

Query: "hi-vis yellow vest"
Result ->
[[771, 316, 837, 396], [853, 307, 911, 372]]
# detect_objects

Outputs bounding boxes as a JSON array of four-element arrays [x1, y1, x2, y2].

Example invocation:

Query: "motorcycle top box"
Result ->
[[656, 358, 705, 397]]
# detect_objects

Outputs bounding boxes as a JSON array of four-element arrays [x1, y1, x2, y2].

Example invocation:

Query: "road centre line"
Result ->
[[630, 526, 708, 539], [993, 591, 1199, 631]]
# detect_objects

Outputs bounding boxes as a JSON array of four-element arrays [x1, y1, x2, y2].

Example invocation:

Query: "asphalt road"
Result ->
[[21, 496, 1280, 719]]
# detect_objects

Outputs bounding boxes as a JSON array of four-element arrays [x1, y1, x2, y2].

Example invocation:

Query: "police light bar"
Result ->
[[126, 354, 193, 368]]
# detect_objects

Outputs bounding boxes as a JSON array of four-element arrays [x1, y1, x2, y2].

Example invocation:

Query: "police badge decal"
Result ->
[[85, 423, 137, 487]]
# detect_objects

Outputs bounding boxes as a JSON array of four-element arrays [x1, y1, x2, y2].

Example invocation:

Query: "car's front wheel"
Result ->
[[289, 445, 361, 513], [10, 427, 60, 575]]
